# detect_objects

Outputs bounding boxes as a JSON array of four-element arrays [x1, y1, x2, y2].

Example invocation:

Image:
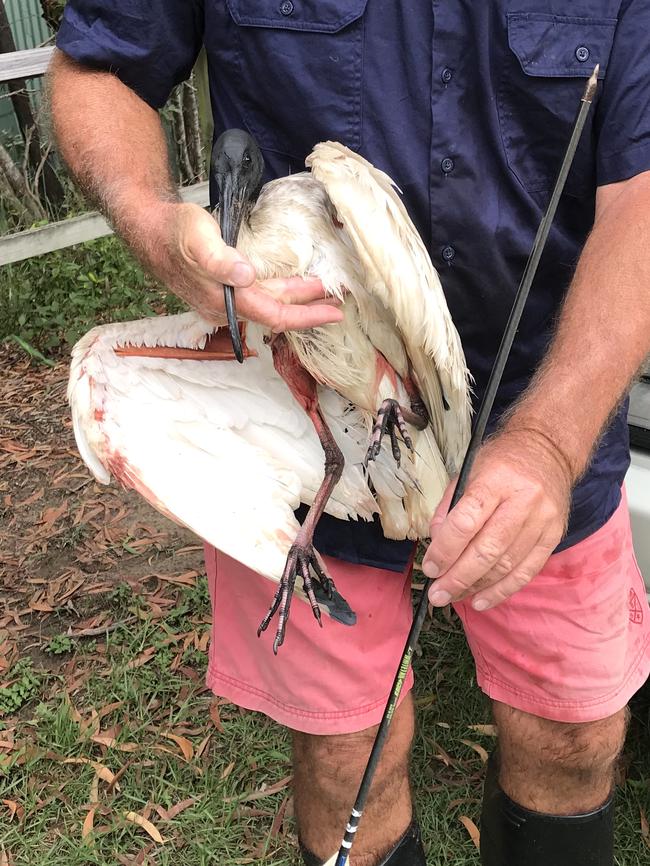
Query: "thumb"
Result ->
[[183, 207, 256, 287]]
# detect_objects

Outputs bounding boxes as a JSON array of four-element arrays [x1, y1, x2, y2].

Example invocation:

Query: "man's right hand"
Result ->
[[151, 202, 344, 332]]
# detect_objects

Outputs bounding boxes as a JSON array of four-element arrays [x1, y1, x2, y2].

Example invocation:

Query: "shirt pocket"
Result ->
[[498, 12, 618, 195], [223, 0, 368, 159]]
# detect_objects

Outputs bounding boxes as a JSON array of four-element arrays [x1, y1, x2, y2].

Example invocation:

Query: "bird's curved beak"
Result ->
[[218, 171, 247, 363]]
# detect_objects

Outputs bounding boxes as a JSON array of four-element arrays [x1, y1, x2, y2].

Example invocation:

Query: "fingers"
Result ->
[[470, 542, 556, 610], [182, 206, 256, 287], [236, 283, 345, 331], [422, 482, 499, 584], [426, 502, 538, 605]]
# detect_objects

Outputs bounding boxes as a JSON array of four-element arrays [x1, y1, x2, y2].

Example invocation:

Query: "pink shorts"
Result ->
[[205, 494, 649, 733]]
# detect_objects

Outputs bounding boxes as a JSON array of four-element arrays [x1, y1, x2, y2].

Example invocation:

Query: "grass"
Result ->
[[0, 235, 184, 356], [1, 575, 648, 865]]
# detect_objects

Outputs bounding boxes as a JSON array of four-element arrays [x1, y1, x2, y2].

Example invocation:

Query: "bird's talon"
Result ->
[[259, 542, 339, 651], [367, 399, 414, 467]]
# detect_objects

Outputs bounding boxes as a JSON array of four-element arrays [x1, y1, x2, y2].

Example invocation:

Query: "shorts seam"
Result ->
[[207, 666, 397, 720], [476, 631, 650, 710]]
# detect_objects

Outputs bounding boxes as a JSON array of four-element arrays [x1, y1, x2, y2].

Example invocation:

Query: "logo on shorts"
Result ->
[[629, 589, 644, 625]]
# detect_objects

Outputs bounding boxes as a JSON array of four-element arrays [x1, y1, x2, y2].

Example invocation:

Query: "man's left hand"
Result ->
[[422, 429, 573, 611]]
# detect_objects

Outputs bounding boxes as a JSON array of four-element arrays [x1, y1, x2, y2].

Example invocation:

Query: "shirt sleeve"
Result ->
[[56, 0, 204, 109], [596, 0, 650, 185]]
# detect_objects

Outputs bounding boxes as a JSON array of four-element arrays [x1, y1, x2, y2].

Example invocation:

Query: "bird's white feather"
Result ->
[[69, 314, 379, 586], [306, 142, 472, 475]]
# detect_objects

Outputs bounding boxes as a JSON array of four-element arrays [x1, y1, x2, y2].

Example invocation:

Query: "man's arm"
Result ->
[[423, 171, 650, 610], [48, 51, 343, 331]]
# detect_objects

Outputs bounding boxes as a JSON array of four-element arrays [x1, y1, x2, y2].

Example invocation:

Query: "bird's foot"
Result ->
[[365, 398, 414, 467], [258, 542, 337, 654]]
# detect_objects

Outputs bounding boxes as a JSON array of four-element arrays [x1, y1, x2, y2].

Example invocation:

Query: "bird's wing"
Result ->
[[68, 312, 377, 585], [306, 142, 472, 474]]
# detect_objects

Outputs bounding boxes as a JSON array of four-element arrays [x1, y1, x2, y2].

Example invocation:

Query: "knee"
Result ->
[[494, 702, 628, 783], [292, 696, 414, 795]]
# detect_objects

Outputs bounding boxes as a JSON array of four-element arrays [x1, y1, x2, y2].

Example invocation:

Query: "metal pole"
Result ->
[[329, 64, 600, 866]]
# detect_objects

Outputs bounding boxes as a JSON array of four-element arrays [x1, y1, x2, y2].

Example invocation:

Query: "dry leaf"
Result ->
[[641, 807, 650, 848], [89, 773, 100, 804], [221, 761, 236, 780], [1, 800, 23, 822], [227, 775, 293, 804], [468, 724, 498, 737], [459, 815, 481, 850], [460, 739, 489, 764], [62, 758, 119, 787], [124, 811, 165, 844], [166, 797, 198, 820], [163, 733, 194, 761], [82, 807, 96, 841], [126, 647, 156, 670], [209, 700, 224, 732]]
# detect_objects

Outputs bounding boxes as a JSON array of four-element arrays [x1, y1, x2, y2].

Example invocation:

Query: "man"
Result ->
[[50, 2, 650, 865]]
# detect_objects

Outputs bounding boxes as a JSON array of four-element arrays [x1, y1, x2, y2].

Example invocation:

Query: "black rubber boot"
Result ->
[[300, 820, 426, 865], [481, 753, 614, 866]]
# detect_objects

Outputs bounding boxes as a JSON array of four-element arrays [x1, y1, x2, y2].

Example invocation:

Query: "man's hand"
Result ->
[[422, 428, 573, 611], [150, 202, 344, 331]]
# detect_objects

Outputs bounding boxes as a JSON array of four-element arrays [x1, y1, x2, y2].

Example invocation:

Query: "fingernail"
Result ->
[[429, 589, 451, 607], [231, 262, 255, 285], [422, 561, 439, 580], [473, 598, 490, 611]]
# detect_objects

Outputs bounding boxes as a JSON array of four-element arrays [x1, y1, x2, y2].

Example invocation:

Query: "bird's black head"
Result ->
[[210, 129, 264, 363], [211, 129, 264, 243]]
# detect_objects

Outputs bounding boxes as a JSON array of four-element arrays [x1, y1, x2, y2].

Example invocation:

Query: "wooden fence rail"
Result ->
[[0, 45, 53, 83], [0, 182, 211, 266], [0, 46, 211, 266]]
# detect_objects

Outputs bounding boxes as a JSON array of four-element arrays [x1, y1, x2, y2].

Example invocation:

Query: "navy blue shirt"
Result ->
[[58, 1, 649, 570]]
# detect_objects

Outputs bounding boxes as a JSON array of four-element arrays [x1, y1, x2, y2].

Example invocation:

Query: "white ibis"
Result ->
[[68, 133, 471, 652]]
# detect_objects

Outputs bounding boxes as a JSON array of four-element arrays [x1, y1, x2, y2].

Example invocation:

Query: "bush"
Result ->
[[0, 235, 186, 353]]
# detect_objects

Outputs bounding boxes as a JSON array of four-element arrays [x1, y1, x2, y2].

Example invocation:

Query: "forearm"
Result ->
[[49, 50, 177, 271], [503, 173, 650, 481]]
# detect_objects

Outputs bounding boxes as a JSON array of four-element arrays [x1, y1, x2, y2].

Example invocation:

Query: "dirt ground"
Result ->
[[0, 345, 204, 676]]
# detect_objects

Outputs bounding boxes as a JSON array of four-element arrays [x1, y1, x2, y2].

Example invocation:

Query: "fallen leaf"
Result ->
[[459, 815, 480, 850], [41, 502, 68, 526], [641, 807, 650, 848], [221, 761, 236, 780], [124, 811, 165, 844], [89, 772, 100, 804], [166, 797, 198, 820], [468, 724, 498, 737], [90, 735, 138, 752], [163, 733, 194, 761], [209, 700, 224, 732], [460, 739, 489, 764], [126, 646, 156, 669], [62, 757, 119, 787], [82, 807, 95, 841], [227, 775, 293, 804], [1, 800, 24, 822], [195, 732, 212, 759]]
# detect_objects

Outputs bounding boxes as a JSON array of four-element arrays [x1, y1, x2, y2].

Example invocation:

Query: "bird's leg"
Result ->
[[366, 369, 429, 467], [258, 336, 346, 653]]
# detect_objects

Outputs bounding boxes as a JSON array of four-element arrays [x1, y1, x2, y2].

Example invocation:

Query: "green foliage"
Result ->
[[108, 581, 135, 607], [43, 634, 76, 656], [0, 235, 186, 353], [0, 658, 42, 717]]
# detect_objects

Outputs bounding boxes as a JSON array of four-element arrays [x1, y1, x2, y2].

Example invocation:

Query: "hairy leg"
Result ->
[[493, 700, 628, 813], [293, 694, 415, 865]]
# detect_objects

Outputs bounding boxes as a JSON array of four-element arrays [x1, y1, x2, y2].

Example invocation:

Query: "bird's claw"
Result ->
[[365, 398, 414, 467], [258, 541, 337, 653]]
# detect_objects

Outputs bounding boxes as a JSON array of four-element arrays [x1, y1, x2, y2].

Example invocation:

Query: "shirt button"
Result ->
[[441, 157, 455, 174], [442, 245, 456, 262], [441, 67, 453, 84], [280, 0, 294, 15], [575, 45, 590, 62]]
